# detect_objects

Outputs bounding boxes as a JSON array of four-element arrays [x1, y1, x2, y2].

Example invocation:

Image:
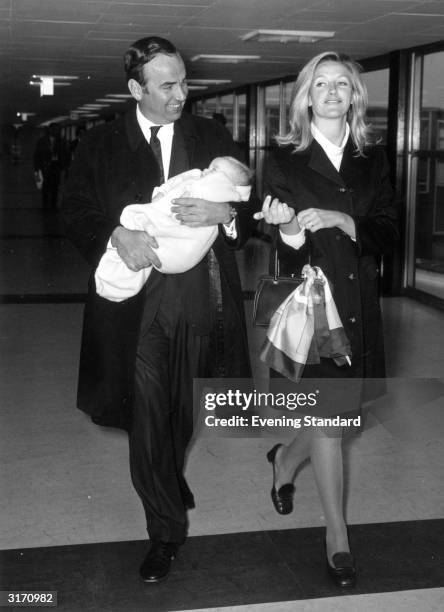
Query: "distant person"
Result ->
[[11, 127, 22, 165], [212, 112, 227, 126], [33, 123, 65, 209], [70, 126, 86, 161]]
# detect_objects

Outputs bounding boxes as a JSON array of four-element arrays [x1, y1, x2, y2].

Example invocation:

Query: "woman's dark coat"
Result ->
[[264, 137, 399, 403]]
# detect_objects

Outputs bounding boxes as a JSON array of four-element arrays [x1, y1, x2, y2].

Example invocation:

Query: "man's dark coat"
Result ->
[[63, 110, 255, 429]]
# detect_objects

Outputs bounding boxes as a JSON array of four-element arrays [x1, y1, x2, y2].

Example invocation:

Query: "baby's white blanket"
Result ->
[[95, 168, 251, 302]]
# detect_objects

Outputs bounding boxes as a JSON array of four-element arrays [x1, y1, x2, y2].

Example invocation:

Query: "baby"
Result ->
[[95, 156, 252, 302]]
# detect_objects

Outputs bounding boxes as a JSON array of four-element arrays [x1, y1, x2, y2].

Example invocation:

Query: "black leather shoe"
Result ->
[[267, 444, 295, 515], [179, 477, 195, 510], [139, 541, 178, 583], [327, 552, 356, 588]]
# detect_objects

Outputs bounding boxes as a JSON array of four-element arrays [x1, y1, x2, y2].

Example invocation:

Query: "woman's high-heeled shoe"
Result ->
[[266, 444, 295, 515], [326, 551, 356, 588]]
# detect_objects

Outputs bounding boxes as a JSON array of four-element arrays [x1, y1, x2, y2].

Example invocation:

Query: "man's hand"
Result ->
[[111, 226, 161, 271], [171, 197, 231, 227]]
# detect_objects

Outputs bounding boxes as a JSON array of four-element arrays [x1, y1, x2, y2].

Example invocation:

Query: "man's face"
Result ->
[[133, 53, 188, 124]]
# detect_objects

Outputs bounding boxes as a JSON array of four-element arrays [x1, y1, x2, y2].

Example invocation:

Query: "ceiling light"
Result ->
[[74, 111, 100, 117], [78, 104, 108, 109], [16, 112, 36, 121], [29, 81, 71, 87], [187, 86, 208, 91], [98, 97, 127, 103], [241, 29, 335, 43], [187, 79, 232, 85], [96, 98, 124, 103], [191, 54, 260, 63], [32, 74, 79, 80], [38, 116, 69, 126], [106, 94, 132, 99]]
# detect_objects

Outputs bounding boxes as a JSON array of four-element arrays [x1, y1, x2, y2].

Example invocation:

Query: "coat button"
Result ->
[[348, 273, 355, 280], [336, 234, 341, 240], [349, 316, 356, 323], [339, 187, 347, 193]]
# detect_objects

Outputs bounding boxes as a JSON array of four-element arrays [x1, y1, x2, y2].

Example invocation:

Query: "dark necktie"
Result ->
[[150, 125, 164, 184]]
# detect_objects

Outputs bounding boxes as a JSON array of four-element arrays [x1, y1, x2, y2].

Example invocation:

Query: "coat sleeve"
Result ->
[[62, 135, 117, 268], [263, 150, 310, 274], [213, 122, 260, 249], [352, 147, 399, 256]]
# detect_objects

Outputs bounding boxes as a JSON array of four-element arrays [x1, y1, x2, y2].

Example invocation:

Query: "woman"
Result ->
[[256, 51, 398, 587]]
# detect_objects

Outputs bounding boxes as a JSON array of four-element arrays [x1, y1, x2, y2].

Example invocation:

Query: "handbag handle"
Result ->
[[270, 224, 310, 280]]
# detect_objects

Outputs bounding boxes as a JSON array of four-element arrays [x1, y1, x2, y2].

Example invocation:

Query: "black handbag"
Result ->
[[252, 241, 304, 327]]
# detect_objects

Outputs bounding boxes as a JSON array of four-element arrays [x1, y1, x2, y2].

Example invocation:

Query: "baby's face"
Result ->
[[204, 158, 237, 182]]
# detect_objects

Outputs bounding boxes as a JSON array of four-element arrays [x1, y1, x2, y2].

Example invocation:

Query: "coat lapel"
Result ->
[[124, 109, 145, 152], [307, 139, 345, 188], [169, 121, 191, 177], [339, 138, 369, 194], [174, 113, 198, 171], [339, 137, 359, 185]]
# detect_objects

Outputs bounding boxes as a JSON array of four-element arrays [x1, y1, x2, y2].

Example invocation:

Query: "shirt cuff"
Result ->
[[222, 218, 238, 239], [279, 227, 306, 250]]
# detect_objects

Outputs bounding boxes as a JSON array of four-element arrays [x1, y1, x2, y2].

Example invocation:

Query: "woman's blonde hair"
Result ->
[[277, 51, 373, 155]]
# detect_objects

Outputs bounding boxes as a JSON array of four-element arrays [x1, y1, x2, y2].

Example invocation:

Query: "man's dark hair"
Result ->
[[124, 36, 178, 84]]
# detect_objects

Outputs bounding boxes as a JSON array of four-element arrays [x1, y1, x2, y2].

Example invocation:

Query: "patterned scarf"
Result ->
[[260, 265, 352, 382]]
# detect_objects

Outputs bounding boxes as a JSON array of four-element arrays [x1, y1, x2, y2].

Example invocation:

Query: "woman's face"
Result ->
[[308, 61, 353, 122]]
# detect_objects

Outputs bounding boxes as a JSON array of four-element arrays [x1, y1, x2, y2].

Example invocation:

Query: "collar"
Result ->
[[311, 122, 349, 156], [136, 105, 174, 142]]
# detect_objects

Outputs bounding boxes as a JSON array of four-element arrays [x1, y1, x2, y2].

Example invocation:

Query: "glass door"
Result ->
[[406, 50, 444, 301]]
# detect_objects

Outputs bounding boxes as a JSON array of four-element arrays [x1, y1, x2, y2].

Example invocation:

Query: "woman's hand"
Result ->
[[254, 195, 301, 234], [297, 208, 356, 239]]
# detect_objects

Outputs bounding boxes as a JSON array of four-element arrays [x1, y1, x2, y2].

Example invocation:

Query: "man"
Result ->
[[63, 37, 256, 583], [34, 123, 65, 209]]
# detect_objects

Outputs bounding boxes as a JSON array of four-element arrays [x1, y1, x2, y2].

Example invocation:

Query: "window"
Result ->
[[407, 50, 444, 300], [363, 68, 389, 145]]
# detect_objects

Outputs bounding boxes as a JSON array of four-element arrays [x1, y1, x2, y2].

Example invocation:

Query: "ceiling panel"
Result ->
[[89, 22, 166, 34], [393, 0, 444, 12], [1, 0, 442, 126], [316, 0, 425, 13], [97, 13, 186, 26], [12, 0, 107, 20], [10, 20, 94, 37], [339, 13, 444, 39], [104, 3, 207, 18]]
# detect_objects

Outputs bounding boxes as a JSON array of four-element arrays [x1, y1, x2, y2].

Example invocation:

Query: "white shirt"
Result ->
[[280, 122, 350, 249], [136, 105, 237, 237], [136, 105, 174, 180], [311, 121, 349, 172]]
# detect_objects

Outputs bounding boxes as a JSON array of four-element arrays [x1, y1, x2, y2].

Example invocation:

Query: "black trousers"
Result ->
[[129, 283, 209, 544]]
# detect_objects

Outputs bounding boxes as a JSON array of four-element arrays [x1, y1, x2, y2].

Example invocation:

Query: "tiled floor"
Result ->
[[1, 521, 442, 611], [0, 153, 443, 611]]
